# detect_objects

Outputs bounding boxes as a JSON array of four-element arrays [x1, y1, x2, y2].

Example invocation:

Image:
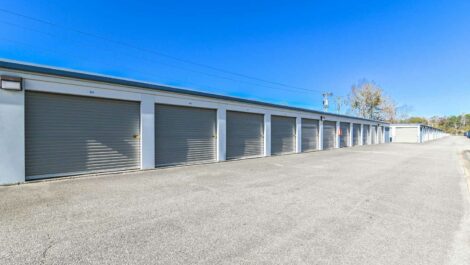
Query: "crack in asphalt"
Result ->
[[40, 234, 55, 265]]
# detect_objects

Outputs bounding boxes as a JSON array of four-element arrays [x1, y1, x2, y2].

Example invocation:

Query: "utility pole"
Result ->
[[322, 92, 333, 112]]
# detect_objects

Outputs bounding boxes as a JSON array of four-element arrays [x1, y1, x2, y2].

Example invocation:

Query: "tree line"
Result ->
[[401, 115, 470, 135], [342, 80, 468, 134]]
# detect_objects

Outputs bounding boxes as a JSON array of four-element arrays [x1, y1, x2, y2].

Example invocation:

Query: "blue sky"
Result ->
[[1, 0, 469, 117]]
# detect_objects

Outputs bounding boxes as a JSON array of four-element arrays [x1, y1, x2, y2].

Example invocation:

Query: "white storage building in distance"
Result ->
[[390, 124, 447, 143]]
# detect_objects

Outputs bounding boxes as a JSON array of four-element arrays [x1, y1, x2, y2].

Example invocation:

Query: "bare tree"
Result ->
[[348, 80, 384, 120], [347, 80, 408, 122], [380, 98, 398, 122]]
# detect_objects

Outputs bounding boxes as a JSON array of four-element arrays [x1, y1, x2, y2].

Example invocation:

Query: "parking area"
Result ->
[[1, 137, 469, 265]]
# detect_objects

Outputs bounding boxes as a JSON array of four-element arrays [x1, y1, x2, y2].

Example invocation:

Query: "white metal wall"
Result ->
[[394, 127, 419, 143], [390, 124, 447, 143]]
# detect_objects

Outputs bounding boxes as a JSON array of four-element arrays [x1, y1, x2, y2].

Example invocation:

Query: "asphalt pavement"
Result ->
[[1, 136, 469, 265]]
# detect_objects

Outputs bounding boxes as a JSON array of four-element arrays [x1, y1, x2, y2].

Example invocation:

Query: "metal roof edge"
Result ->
[[390, 123, 443, 131], [0, 58, 388, 124], [390, 123, 422, 126]]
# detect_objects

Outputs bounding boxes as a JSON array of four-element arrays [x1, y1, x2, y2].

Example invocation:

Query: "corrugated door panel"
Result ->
[[339, 122, 350, 148], [25, 91, 141, 179], [363, 125, 370, 145], [155, 104, 216, 167], [394, 127, 418, 143], [271, 115, 296, 155], [352, 124, 361, 146], [301, 118, 319, 152], [226, 111, 264, 160], [371, 126, 377, 144], [385, 127, 390, 143], [323, 121, 336, 150]]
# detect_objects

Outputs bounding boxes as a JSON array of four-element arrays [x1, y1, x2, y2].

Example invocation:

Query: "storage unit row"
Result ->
[[0, 60, 389, 184], [25, 91, 389, 180]]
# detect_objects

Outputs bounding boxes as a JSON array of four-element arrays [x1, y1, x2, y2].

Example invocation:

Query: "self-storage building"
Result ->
[[0, 60, 390, 185], [390, 124, 447, 143]]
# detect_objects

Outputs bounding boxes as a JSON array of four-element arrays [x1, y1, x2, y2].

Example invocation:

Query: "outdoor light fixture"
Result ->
[[1, 76, 22, 91], [320, 115, 325, 121]]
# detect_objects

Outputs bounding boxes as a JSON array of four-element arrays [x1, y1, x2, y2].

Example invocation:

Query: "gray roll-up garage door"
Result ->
[[363, 124, 370, 145], [385, 127, 390, 143], [226, 111, 264, 160], [271, 115, 296, 155], [339, 122, 350, 148], [25, 91, 141, 180], [155, 104, 216, 167], [371, 125, 377, 144], [394, 127, 418, 143], [301, 118, 319, 152], [323, 121, 336, 150], [352, 124, 361, 146]]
